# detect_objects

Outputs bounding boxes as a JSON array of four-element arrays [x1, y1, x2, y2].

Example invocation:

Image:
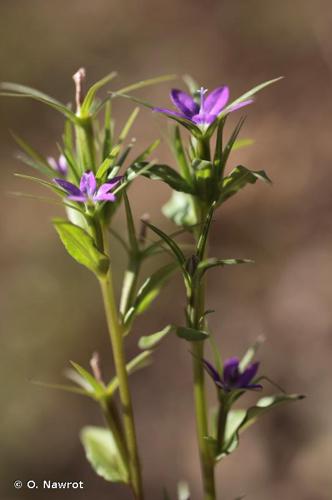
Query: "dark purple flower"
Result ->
[[47, 154, 68, 176], [54, 171, 121, 204], [154, 86, 253, 128], [203, 356, 262, 392]]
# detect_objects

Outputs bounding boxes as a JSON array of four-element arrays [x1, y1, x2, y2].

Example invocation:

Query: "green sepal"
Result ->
[[219, 165, 271, 204], [138, 325, 173, 350], [53, 219, 110, 276], [80, 426, 129, 483], [176, 326, 209, 341], [172, 126, 192, 183]]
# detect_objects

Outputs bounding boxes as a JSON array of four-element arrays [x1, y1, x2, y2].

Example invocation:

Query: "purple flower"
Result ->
[[154, 86, 253, 128], [203, 357, 262, 392], [54, 171, 121, 204], [47, 154, 68, 176]]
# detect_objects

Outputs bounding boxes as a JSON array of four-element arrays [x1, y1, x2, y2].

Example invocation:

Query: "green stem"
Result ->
[[189, 138, 216, 499], [100, 396, 129, 467], [99, 269, 144, 499]]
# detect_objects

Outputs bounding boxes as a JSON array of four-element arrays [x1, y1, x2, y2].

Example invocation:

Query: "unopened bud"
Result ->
[[89, 351, 104, 384]]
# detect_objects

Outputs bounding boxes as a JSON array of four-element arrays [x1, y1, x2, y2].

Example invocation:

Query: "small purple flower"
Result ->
[[47, 154, 68, 176], [154, 86, 253, 128], [203, 357, 262, 392], [54, 171, 121, 204]]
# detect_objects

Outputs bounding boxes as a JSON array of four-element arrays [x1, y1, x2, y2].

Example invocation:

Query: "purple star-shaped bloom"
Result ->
[[154, 86, 253, 128], [54, 171, 121, 204], [203, 356, 262, 392], [47, 154, 68, 176]]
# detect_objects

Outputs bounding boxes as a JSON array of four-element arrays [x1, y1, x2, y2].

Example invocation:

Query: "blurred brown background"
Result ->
[[1, 1, 331, 499]]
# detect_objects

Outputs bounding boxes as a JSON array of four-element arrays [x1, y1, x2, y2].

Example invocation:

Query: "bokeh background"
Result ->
[[1, 1, 331, 499]]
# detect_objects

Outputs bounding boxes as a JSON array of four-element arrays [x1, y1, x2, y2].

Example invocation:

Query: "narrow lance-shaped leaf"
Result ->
[[12, 133, 55, 177], [219, 165, 271, 204], [197, 258, 254, 277], [80, 71, 117, 116], [143, 221, 188, 269], [196, 202, 216, 260], [138, 325, 173, 350], [106, 350, 152, 395], [218, 117, 246, 179], [132, 163, 194, 194], [124, 262, 178, 325], [0, 82, 78, 122]]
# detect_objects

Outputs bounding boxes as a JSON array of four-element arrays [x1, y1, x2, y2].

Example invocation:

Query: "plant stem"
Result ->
[[99, 268, 144, 499], [189, 138, 216, 499]]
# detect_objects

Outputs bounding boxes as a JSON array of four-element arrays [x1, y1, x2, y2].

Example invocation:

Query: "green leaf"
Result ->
[[102, 100, 113, 159], [176, 326, 209, 341], [118, 107, 140, 143], [223, 77, 283, 115], [14, 173, 65, 196], [196, 202, 216, 260], [172, 126, 191, 183], [123, 192, 138, 251], [217, 118, 246, 178], [134, 163, 194, 193], [80, 71, 117, 116], [144, 221, 187, 269], [124, 262, 177, 325], [12, 133, 54, 177], [53, 219, 110, 276], [218, 393, 305, 460], [233, 138, 254, 151], [138, 325, 173, 350], [240, 393, 305, 432], [219, 165, 271, 204], [0, 82, 78, 122], [70, 361, 105, 397], [80, 426, 129, 483], [107, 351, 152, 395], [31, 380, 89, 397], [115, 73, 176, 95], [95, 144, 121, 181], [131, 139, 160, 164], [162, 191, 197, 227], [197, 258, 253, 277]]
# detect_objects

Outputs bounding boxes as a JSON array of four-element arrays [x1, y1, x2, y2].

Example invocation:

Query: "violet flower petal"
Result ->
[[192, 112, 217, 125], [170, 89, 198, 116], [236, 362, 260, 388], [203, 359, 223, 385], [228, 99, 254, 113], [204, 86, 230, 116], [153, 107, 191, 121], [80, 171, 96, 197], [54, 178, 83, 197], [222, 357, 240, 386], [58, 154, 68, 175], [67, 195, 87, 203]]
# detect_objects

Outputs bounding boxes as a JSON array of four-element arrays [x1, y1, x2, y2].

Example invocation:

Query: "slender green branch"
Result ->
[[99, 267, 144, 499]]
